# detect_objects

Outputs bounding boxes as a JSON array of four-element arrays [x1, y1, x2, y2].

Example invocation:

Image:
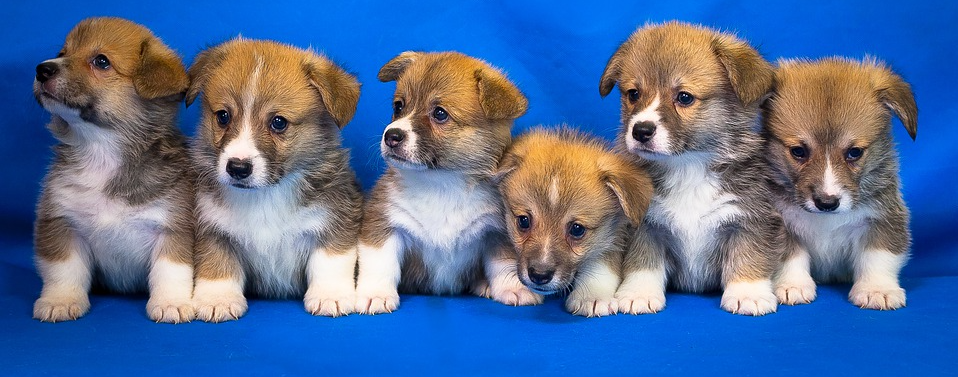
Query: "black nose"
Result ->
[[36, 62, 59, 83], [527, 267, 555, 285], [632, 121, 656, 143], [384, 128, 406, 148], [813, 195, 840, 212], [226, 158, 253, 180]]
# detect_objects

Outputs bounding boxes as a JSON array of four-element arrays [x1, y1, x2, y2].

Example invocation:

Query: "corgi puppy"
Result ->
[[496, 128, 653, 317], [765, 58, 917, 310], [355, 51, 539, 314], [599, 22, 785, 315], [186, 39, 363, 321], [31, 17, 194, 323]]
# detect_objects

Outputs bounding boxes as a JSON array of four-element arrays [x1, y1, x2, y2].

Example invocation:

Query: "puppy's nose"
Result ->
[[632, 121, 656, 143], [527, 267, 555, 285], [813, 195, 840, 212], [384, 128, 406, 148], [226, 158, 253, 180], [36, 62, 59, 83]]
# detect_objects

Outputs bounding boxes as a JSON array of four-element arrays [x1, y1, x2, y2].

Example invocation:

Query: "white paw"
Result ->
[[615, 289, 665, 315], [470, 279, 491, 298], [304, 289, 356, 317], [33, 294, 90, 322], [567, 294, 618, 317], [488, 281, 543, 306], [775, 278, 817, 305], [721, 280, 778, 316], [849, 283, 906, 310], [355, 287, 399, 315], [193, 293, 247, 323], [146, 297, 195, 324]]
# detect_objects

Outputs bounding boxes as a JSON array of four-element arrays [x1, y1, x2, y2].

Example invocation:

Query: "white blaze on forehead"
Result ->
[[822, 156, 842, 197], [548, 176, 559, 207], [218, 56, 268, 185]]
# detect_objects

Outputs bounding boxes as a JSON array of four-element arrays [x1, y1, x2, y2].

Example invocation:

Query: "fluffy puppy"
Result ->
[[765, 57, 917, 310], [496, 128, 652, 317], [187, 39, 363, 321], [355, 51, 538, 314], [31, 17, 194, 323], [599, 22, 785, 315]]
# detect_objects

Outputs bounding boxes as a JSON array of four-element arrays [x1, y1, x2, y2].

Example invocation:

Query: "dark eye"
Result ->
[[393, 101, 404, 117], [568, 223, 586, 240], [676, 91, 695, 106], [627, 89, 640, 103], [432, 106, 449, 123], [270, 116, 289, 133], [845, 147, 864, 162], [789, 146, 808, 161], [92, 54, 111, 70], [516, 215, 531, 231], [215, 110, 231, 127]]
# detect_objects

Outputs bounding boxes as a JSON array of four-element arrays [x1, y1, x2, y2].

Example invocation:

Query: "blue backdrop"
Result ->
[[1, 1, 956, 375]]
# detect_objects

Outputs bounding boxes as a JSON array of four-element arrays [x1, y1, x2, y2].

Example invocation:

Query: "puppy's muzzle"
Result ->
[[226, 158, 253, 180], [812, 194, 840, 212], [631, 121, 656, 143], [383, 128, 406, 149], [36, 62, 59, 83]]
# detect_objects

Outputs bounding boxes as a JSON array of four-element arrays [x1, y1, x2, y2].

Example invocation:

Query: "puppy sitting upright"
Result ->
[[765, 58, 917, 310], [355, 52, 539, 313], [187, 39, 363, 321], [496, 128, 653, 317], [599, 22, 785, 315], [32, 17, 195, 323]]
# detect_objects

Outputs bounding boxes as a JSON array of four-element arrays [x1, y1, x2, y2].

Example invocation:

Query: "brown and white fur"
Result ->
[[31, 17, 195, 323], [355, 51, 540, 314], [599, 22, 785, 315], [765, 57, 917, 310], [187, 39, 363, 321], [496, 128, 652, 317]]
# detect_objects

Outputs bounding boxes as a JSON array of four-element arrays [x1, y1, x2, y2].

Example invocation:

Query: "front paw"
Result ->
[[488, 281, 543, 306], [355, 286, 399, 315], [567, 293, 617, 317], [304, 289, 356, 317], [775, 278, 817, 305], [721, 280, 777, 316], [194, 293, 247, 323], [849, 283, 906, 310], [33, 294, 90, 322], [615, 289, 665, 315], [147, 297, 195, 324]]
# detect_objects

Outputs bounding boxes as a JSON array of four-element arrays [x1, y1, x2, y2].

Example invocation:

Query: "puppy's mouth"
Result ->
[[385, 154, 427, 170]]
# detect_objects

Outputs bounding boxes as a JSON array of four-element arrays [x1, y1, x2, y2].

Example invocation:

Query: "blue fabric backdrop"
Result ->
[[1, 1, 956, 375]]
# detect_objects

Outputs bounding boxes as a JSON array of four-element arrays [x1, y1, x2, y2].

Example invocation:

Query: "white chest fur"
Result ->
[[779, 203, 873, 281], [197, 175, 332, 296]]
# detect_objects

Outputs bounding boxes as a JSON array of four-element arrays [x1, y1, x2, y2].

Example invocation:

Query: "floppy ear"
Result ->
[[599, 156, 653, 226], [306, 56, 361, 128], [711, 35, 775, 107], [133, 39, 188, 101], [493, 144, 526, 183], [475, 68, 528, 120], [185, 47, 223, 107], [599, 42, 628, 97], [378, 51, 421, 82], [871, 64, 918, 140]]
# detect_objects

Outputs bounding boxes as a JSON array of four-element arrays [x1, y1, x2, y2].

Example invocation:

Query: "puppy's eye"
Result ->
[[516, 215, 531, 231], [92, 54, 111, 70], [432, 106, 449, 123], [845, 147, 864, 162], [627, 89, 640, 103], [789, 146, 808, 161], [215, 110, 231, 127], [393, 101, 404, 117], [270, 116, 289, 134], [568, 223, 586, 240], [676, 91, 695, 106]]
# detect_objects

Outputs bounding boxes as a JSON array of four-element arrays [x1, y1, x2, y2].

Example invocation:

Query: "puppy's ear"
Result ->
[[378, 51, 421, 82], [306, 56, 361, 128], [870, 62, 918, 140], [493, 142, 529, 183], [133, 39, 189, 101], [185, 47, 224, 107], [711, 36, 774, 106], [599, 156, 653, 226], [599, 42, 628, 97], [475, 68, 528, 120]]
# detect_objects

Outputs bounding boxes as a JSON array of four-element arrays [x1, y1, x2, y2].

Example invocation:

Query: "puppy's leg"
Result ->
[[720, 217, 783, 316], [616, 224, 667, 314], [774, 234, 816, 305], [34, 215, 92, 322], [355, 233, 402, 314], [304, 244, 358, 317], [481, 240, 543, 306], [192, 229, 247, 322], [566, 251, 622, 317], [146, 224, 195, 323], [849, 248, 907, 310]]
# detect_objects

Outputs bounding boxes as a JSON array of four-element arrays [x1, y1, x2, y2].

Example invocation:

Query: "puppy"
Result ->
[[187, 39, 363, 321], [765, 57, 917, 310], [355, 51, 539, 314], [496, 128, 652, 317], [599, 22, 785, 315], [31, 17, 195, 323]]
